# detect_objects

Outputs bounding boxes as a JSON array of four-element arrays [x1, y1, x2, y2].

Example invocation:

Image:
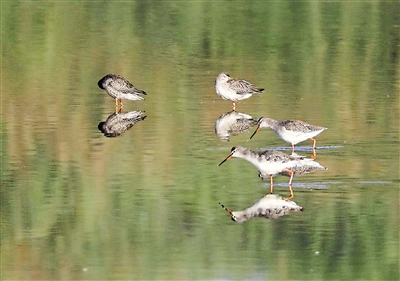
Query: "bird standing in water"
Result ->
[[218, 146, 327, 200], [250, 117, 327, 155], [98, 74, 146, 111], [214, 72, 264, 111]]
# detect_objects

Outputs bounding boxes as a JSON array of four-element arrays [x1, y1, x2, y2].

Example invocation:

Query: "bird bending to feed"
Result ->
[[214, 72, 264, 111], [98, 74, 146, 109], [219, 194, 303, 223], [218, 146, 327, 200], [250, 117, 327, 154]]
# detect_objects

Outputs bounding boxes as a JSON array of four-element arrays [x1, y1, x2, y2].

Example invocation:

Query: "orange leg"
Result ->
[[120, 99, 124, 108], [311, 148, 317, 159], [232, 102, 236, 111], [284, 169, 294, 200], [269, 174, 274, 194], [310, 138, 317, 149], [115, 99, 119, 113], [291, 144, 295, 153]]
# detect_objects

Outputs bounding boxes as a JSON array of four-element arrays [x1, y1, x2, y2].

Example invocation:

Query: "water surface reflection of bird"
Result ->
[[215, 111, 258, 141], [214, 72, 264, 111], [98, 74, 147, 109], [218, 146, 327, 199], [219, 194, 303, 223], [250, 117, 327, 154], [98, 110, 147, 137]]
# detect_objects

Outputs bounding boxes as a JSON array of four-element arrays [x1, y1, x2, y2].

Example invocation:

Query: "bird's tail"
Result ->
[[135, 89, 147, 95]]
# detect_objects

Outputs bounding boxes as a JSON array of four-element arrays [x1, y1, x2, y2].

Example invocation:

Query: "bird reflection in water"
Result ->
[[215, 111, 259, 141], [98, 110, 147, 137], [219, 194, 303, 223], [219, 146, 327, 200]]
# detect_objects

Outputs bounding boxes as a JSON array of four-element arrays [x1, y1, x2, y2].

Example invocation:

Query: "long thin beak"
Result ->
[[249, 125, 261, 140], [218, 154, 233, 166], [219, 202, 233, 216]]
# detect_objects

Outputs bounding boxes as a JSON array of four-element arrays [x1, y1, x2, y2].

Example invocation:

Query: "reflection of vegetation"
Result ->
[[1, 1, 399, 280]]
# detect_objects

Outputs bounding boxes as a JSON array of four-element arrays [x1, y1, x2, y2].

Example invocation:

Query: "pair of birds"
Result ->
[[215, 72, 326, 153], [97, 72, 262, 111]]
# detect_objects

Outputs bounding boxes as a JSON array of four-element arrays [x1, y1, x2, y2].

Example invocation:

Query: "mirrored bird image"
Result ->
[[98, 74, 147, 109], [219, 194, 303, 223], [215, 111, 259, 141], [98, 110, 147, 138], [214, 72, 264, 111]]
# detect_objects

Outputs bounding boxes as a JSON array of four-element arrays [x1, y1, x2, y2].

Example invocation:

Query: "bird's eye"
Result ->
[[231, 147, 236, 152]]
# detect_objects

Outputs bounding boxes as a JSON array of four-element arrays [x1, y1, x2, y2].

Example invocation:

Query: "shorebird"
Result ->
[[219, 194, 303, 223], [214, 72, 264, 111], [98, 110, 147, 137], [218, 146, 327, 200], [215, 111, 259, 141], [98, 74, 146, 109], [250, 117, 327, 154]]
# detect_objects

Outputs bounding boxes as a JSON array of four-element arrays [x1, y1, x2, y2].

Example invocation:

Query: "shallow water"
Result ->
[[2, 2, 399, 280]]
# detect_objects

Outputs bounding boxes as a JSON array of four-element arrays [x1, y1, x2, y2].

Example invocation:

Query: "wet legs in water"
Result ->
[[269, 175, 274, 194], [268, 170, 294, 200], [310, 138, 317, 159], [292, 140, 318, 159]]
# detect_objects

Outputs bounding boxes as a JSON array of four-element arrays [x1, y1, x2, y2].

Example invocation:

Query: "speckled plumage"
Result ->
[[250, 117, 327, 152], [215, 72, 264, 110], [218, 146, 327, 199], [98, 110, 147, 137], [219, 194, 303, 223], [215, 111, 258, 141], [98, 74, 146, 103]]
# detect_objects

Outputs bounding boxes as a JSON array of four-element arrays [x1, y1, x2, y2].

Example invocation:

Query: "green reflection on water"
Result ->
[[1, 1, 399, 280]]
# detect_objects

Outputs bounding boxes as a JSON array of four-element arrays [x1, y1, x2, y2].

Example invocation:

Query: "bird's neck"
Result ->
[[263, 118, 280, 130], [235, 149, 262, 169]]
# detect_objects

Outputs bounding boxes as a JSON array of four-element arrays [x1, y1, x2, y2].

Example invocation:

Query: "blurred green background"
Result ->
[[1, 1, 399, 280]]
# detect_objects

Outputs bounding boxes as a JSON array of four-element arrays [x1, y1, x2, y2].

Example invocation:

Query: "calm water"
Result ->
[[2, 2, 399, 280]]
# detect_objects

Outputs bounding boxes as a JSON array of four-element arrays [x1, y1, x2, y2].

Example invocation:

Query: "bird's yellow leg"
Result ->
[[311, 148, 317, 159], [269, 175, 274, 194], [310, 138, 317, 149]]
